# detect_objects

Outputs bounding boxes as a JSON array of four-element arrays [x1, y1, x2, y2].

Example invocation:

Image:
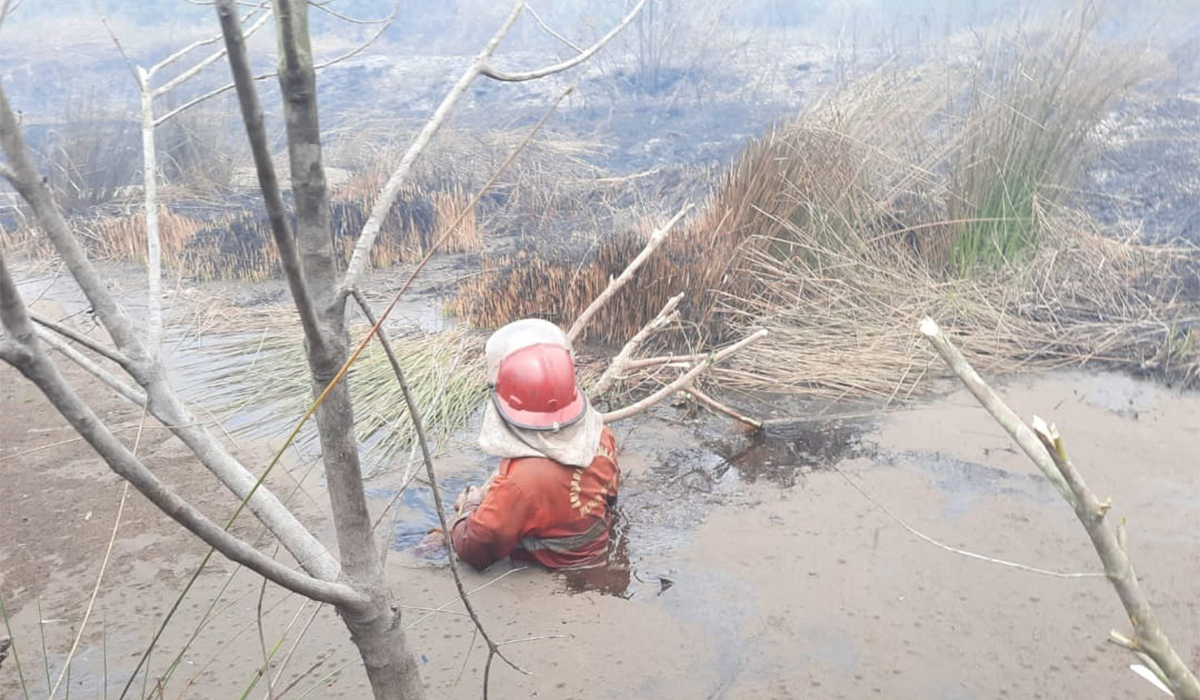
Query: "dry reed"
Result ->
[[448, 25, 1199, 396]]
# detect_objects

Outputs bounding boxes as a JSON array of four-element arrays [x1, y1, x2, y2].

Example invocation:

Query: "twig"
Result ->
[[592, 293, 682, 396], [339, 0, 527, 289], [29, 311, 129, 366], [524, 4, 582, 51], [684, 387, 762, 431], [154, 6, 394, 126], [834, 465, 1100, 578], [0, 255, 365, 611], [921, 317, 1200, 700], [350, 289, 527, 677], [566, 203, 691, 342], [1031, 417, 1199, 699], [603, 329, 768, 423], [481, 0, 648, 82], [918, 318, 1075, 505], [35, 329, 147, 406], [46, 411, 145, 700]]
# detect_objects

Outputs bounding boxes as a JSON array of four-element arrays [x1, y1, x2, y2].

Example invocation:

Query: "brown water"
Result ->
[[3, 265, 1198, 699]]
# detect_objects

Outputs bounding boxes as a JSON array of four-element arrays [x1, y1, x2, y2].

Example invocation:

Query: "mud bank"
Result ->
[[3, 355, 1197, 699]]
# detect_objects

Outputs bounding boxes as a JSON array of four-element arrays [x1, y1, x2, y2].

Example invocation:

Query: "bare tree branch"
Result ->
[[1031, 418, 1200, 699], [603, 329, 769, 423], [35, 328, 147, 407], [1, 84, 339, 580], [147, 2, 270, 78], [217, 0, 326, 346], [0, 255, 365, 609], [351, 289, 526, 677], [309, 0, 393, 25], [917, 318, 1075, 504], [592, 292, 683, 396], [29, 311, 128, 366], [155, 6, 394, 126], [567, 203, 691, 342], [339, 0, 526, 289], [525, 3, 583, 51], [920, 317, 1199, 700], [481, 0, 648, 82], [684, 387, 762, 431], [0, 0, 22, 34], [152, 9, 273, 98], [89, 1, 142, 86]]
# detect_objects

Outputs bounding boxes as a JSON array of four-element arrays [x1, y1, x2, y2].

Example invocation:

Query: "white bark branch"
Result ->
[[138, 83, 164, 351], [684, 387, 762, 431], [603, 329, 768, 423], [153, 8, 393, 126], [1, 84, 339, 581], [1031, 417, 1200, 700], [147, 3, 269, 78], [592, 292, 683, 396], [0, 255, 364, 610], [481, 0, 649, 82], [36, 328, 147, 406], [29, 311, 128, 366], [567, 203, 691, 343], [525, 4, 582, 52], [918, 317, 1075, 505], [920, 316, 1199, 700], [339, 0, 526, 289], [152, 9, 272, 98]]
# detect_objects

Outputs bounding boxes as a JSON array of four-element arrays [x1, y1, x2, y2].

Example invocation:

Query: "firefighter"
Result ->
[[428, 318, 620, 571]]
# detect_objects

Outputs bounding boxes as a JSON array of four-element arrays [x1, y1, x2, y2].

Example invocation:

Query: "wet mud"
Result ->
[[2, 273, 1198, 700]]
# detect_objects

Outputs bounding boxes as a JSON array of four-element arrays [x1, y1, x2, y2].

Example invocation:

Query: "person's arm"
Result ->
[[450, 474, 533, 570]]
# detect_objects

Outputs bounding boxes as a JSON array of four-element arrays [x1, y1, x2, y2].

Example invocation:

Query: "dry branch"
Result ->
[[918, 317, 1075, 505], [684, 387, 762, 431], [567, 203, 691, 343], [0, 254, 365, 609], [4, 52, 339, 587], [481, 0, 649, 82], [603, 329, 768, 423], [591, 291, 683, 396], [920, 317, 1200, 700]]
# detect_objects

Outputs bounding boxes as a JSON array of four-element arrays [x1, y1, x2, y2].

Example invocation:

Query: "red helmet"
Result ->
[[492, 343, 587, 431]]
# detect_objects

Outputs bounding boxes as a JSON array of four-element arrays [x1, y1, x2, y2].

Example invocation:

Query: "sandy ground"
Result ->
[[3, 334, 1198, 700]]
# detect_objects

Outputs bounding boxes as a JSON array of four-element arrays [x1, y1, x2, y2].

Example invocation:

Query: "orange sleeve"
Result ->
[[450, 473, 534, 571]]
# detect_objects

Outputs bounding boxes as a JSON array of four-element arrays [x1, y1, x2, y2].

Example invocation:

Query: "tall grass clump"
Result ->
[[944, 15, 1148, 274], [182, 327, 488, 472], [449, 15, 1199, 394]]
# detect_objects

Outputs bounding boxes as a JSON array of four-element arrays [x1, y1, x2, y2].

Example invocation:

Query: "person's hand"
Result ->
[[414, 529, 446, 558], [455, 485, 483, 513]]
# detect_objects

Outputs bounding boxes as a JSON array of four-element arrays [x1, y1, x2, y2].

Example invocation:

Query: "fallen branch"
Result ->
[[591, 292, 683, 396], [567, 203, 691, 343], [920, 316, 1199, 700], [684, 387, 762, 431], [603, 329, 768, 423]]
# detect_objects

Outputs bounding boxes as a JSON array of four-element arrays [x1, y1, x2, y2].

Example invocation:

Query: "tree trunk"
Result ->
[[270, 1, 426, 696], [138, 76, 164, 351]]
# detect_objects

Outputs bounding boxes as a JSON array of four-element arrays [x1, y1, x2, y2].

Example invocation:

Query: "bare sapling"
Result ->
[[920, 317, 1199, 700]]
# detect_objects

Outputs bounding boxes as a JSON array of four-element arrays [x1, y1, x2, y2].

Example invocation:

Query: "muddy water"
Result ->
[[3, 263, 1198, 699]]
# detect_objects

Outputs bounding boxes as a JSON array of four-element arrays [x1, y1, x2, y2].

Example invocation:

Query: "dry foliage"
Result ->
[[449, 25, 1199, 395]]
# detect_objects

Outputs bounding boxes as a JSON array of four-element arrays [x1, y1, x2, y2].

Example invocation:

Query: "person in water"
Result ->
[[437, 318, 620, 570]]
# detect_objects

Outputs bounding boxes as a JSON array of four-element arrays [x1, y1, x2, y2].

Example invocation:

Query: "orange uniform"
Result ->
[[451, 428, 619, 570]]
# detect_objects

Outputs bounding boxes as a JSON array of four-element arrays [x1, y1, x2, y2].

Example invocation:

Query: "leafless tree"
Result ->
[[0, 1, 653, 698]]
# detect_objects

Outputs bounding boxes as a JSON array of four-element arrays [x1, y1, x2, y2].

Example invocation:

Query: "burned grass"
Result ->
[[448, 23, 1200, 396]]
